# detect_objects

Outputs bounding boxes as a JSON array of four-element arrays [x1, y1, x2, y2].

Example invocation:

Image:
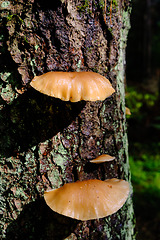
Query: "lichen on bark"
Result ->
[[0, 0, 135, 239]]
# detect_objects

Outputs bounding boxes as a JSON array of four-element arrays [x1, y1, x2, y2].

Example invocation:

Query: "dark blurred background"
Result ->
[[126, 0, 160, 239]]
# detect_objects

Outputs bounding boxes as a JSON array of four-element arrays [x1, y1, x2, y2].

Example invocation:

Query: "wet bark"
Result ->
[[0, 0, 135, 239]]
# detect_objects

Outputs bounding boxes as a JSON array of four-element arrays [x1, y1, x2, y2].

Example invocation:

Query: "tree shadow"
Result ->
[[0, 88, 85, 157], [6, 198, 79, 240]]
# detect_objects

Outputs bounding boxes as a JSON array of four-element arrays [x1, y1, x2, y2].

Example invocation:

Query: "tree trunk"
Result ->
[[0, 0, 135, 239]]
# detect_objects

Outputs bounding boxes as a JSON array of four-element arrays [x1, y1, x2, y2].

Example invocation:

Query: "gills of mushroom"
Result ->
[[30, 71, 115, 102], [89, 154, 115, 164], [44, 178, 130, 221]]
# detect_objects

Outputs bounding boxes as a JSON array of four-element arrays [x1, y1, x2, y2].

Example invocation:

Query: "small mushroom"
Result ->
[[125, 107, 131, 115], [30, 71, 115, 102], [89, 154, 115, 164], [44, 178, 130, 220]]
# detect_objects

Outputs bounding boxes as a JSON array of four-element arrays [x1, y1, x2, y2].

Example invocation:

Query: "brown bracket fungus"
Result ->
[[30, 71, 115, 102], [44, 178, 130, 221], [89, 154, 115, 164]]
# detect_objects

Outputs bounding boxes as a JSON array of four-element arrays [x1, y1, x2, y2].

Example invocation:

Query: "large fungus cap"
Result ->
[[30, 71, 115, 102], [44, 178, 130, 221], [90, 154, 115, 164]]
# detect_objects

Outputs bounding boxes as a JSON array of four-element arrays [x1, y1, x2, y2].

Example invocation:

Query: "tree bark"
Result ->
[[0, 0, 135, 239]]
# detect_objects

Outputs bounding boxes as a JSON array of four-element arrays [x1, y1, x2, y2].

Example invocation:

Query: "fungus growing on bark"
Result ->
[[44, 178, 130, 220], [125, 107, 131, 115], [30, 71, 115, 102], [89, 154, 115, 164]]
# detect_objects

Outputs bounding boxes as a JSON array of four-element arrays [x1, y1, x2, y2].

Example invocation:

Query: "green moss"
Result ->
[[113, 8, 135, 239], [30, 59, 37, 77], [7, 14, 24, 24], [0, 72, 11, 82], [98, 0, 105, 9], [76, 59, 82, 71], [1, 83, 18, 104], [103, 223, 112, 238], [1, 1, 10, 8], [14, 188, 29, 200], [24, 36, 29, 44], [113, 9, 132, 179], [35, 45, 39, 50], [77, 0, 92, 14], [107, 0, 118, 12], [112, 0, 118, 6], [51, 142, 69, 173], [102, 195, 135, 239], [47, 168, 62, 188], [64, 233, 77, 240], [97, 141, 100, 146]]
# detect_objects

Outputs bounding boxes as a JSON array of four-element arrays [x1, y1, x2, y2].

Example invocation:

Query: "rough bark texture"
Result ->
[[0, 0, 135, 239]]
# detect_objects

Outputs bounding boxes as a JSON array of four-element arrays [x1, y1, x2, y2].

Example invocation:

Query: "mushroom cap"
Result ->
[[125, 107, 131, 115], [30, 71, 115, 102], [44, 178, 130, 220], [90, 154, 115, 164]]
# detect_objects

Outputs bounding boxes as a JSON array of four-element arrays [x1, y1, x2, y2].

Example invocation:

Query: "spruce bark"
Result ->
[[0, 0, 135, 239]]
